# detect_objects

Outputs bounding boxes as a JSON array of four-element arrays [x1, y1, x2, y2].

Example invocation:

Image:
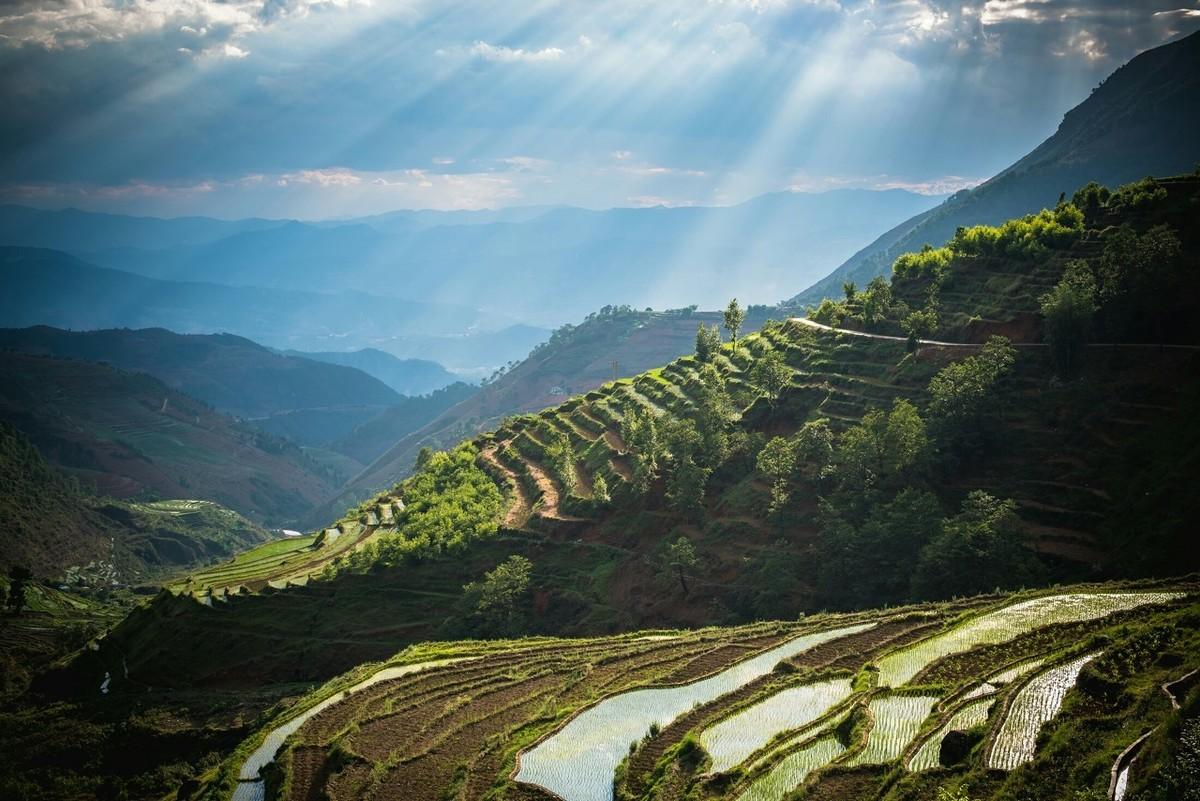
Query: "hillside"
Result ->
[[0, 247, 521, 358], [0, 327, 404, 448], [791, 30, 1200, 307], [326, 382, 478, 466], [0, 352, 343, 525], [282, 348, 459, 396], [6, 174, 1199, 801], [2, 416, 279, 578], [83, 172, 1200, 689], [37, 189, 942, 326], [304, 305, 774, 527]]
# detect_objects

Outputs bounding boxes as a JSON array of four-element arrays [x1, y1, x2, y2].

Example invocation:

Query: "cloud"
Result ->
[[786, 171, 983, 195], [0, 0, 372, 54], [497, 156, 552, 171], [0, 164, 530, 215], [276, 167, 362, 186], [627, 195, 695, 208], [466, 41, 565, 63], [616, 163, 707, 178]]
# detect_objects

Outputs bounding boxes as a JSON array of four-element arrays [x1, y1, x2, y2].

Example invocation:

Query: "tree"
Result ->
[[927, 336, 1016, 458], [833, 400, 927, 488], [843, 281, 857, 302], [911, 492, 1043, 600], [592, 473, 611, 505], [748, 350, 792, 408], [667, 456, 710, 520], [793, 419, 834, 476], [544, 431, 577, 494], [1071, 181, 1110, 219], [459, 555, 533, 637], [6, 566, 31, 615], [415, 446, 434, 471], [695, 324, 722, 362], [1039, 260, 1097, 375], [817, 488, 943, 608], [693, 364, 733, 467], [756, 436, 797, 511], [861, 276, 893, 327], [724, 298, 745, 344], [665, 536, 698, 596], [901, 308, 938, 354], [623, 409, 660, 494]]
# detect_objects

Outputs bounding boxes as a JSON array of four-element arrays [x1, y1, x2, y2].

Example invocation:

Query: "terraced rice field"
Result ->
[[848, 693, 939, 765], [175, 497, 403, 594], [908, 696, 993, 771], [231, 658, 464, 801], [210, 586, 1194, 801], [736, 737, 847, 801], [700, 677, 855, 772], [875, 592, 1181, 687], [987, 652, 1100, 770], [515, 624, 872, 801]]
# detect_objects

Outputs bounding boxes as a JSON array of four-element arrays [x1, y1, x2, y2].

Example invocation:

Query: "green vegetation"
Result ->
[[1039, 260, 1098, 373]]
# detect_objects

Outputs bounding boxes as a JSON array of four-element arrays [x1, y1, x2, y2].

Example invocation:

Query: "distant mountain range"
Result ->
[[791, 29, 1200, 307], [0, 247, 538, 370], [284, 348, 458, 396], [0, 189, 943, 327]]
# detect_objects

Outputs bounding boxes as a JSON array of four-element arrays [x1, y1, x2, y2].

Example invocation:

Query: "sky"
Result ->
[[0, 0, 1197, 218]]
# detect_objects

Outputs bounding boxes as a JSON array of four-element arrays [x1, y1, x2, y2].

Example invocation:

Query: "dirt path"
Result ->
[[574, 459, 594, 498], [517, 452, 587, 522], [479, 445, 533, 529]]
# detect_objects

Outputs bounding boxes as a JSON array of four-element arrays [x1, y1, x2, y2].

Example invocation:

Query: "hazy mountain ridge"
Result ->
[[9, 189, 943, 326], [0, 326, 402, 418], [283, 347, 459, 396], [0, 247, 527, 363]]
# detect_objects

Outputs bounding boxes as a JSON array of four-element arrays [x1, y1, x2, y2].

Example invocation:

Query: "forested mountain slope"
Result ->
[[0, 352, 343, 525], [791, 29, 1200, 307]]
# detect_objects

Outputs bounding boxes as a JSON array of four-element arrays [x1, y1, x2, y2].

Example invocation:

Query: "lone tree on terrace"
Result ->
[[695, 323, 722, 362], [724, 298, 745, 345], [665, 536, 698, 596], [901, 308, 938, 354], [749, 350, 792, 408]]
